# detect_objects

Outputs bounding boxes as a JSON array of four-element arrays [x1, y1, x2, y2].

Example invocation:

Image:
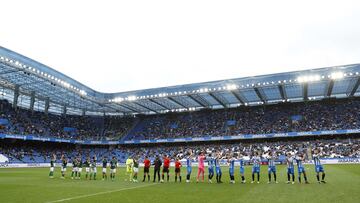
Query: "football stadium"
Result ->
[[1, 46, 360, 202], [1, 1, 360, 203]]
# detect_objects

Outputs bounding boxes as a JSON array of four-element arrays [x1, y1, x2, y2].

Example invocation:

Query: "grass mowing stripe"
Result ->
[[46, 183, 159, 203]]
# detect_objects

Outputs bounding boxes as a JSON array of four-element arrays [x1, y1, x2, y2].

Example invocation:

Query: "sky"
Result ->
[[1, 0, 360, 93]]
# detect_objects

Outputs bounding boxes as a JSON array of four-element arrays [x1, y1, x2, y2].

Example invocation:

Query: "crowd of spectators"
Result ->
[[0, 98, 359, 141], [1, 137, 359, 164], [120, 138, 360, 162], [128, 99, 360, 140], [0, 99, 136, 140]]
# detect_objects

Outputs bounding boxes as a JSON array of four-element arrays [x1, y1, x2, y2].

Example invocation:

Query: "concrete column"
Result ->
[[30, 91, 35, 111], [63, 105, 67, 116], [12, 85, 20, 108], [44, 97, 50, 115]]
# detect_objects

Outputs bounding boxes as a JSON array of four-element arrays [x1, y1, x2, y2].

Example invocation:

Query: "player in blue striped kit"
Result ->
[[228, 154, 236, 184], [207, 154, 215, 183], [313, 150, 326, 184], [238, 153, 246, 184], [267, 152, 278, 184], [286, 152, 295, 184], [186, 151, 192, 183], [215, 152, 223, 183], [251, 152, 261, 184], [296, 153, 309, 184]]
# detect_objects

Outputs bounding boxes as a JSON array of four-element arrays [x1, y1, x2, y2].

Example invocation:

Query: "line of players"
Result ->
[[48, 149, 326, 184]]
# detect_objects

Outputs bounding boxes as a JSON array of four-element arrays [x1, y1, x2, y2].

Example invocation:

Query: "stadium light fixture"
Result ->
[[226, 84, 237, 90], [79, 90, 87, 96], [297, 75, 320, 83], [113, 97, 124, 103], [330, 72, 344, 80], [127, 95, 137, 101]]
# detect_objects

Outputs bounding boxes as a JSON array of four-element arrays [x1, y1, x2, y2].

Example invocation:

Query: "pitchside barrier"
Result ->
[[1, 158, 359, 168], [1, 129, 360, 145]]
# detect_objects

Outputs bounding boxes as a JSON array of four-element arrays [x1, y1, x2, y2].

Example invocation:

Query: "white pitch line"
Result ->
[[46, 183, 158, 203]]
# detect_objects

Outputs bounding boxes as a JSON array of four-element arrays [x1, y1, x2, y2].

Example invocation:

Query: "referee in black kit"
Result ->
[[153, 155, 162, 182]]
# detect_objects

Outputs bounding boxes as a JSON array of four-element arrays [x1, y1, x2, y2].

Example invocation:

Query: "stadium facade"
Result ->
[[0, 46, 360, 145]]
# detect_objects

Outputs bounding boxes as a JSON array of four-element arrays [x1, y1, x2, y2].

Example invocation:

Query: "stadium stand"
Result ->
[[1, 97, 359, 141], [0, 99, 136, 140], [1, 135, 359, 164], [0, 47, 360, 165], [127, 98, 360, 140]]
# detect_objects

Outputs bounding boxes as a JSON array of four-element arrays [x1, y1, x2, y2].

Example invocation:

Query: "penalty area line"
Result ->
[[46, 183, 158, 203]]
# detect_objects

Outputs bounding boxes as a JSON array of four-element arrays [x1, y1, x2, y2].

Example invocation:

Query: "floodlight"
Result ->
[[330, 72, 344, 80], [226, 84, 237, 90], [127, 96, 137, 101]]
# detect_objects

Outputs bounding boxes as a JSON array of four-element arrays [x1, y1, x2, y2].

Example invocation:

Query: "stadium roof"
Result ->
[[1, 46, 360, 116]]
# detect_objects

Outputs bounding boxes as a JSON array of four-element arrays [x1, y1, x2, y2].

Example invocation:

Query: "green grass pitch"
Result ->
[[0, 164, 359, 203]]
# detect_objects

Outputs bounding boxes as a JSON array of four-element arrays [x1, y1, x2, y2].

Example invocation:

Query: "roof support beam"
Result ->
[[208, 92, 227, 108], [149, 99, 171, 110], [254, 87, 267, 104], [278, 84, 288, 101], [303, 83, 309, 101], [188, 94, 209, 108], [114, 103, 140, 113], [326, 80, 335, 97], [0, 69, 23, 75], [231, 90, 245, 105], [167, 97, 188, 108], [17, 78, 52, 86], [348, 77, 360, 97], [132, 101, 158, 113]]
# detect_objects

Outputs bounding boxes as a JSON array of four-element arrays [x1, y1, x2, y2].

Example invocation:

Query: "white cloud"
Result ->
[[1, 0, 359, 92]]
